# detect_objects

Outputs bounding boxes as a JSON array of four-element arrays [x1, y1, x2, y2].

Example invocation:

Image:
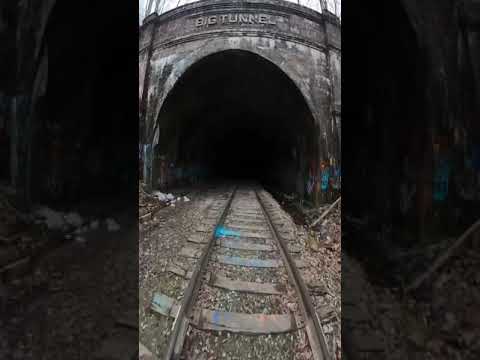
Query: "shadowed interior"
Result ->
[[155, 50, 318, 195]]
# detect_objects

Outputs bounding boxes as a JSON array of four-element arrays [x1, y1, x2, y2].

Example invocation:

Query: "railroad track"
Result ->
[[152, 186, 331, 360]]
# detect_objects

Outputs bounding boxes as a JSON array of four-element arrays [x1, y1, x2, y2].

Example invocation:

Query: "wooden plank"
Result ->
[[216, 255, 305, 269], [233, 236, 267, 243], [226, 224, 269, 232], [226, 218, 266, 224], [406, 217, 480, 292], [317, 306, 336, 322], [232, 231, 270, 239], [195, 309, 295, 334], [0, 257, 30, 275], [310, 197, 341, 227], [188, 234, 208, 244], [210, 274, 284, 295], [231, 213, 264, 219], [196, 225, 214, 232], [218, 238, 274, 251], [216, 255, 281, 268], [150, 292, 180, 318], [167, 263, 192, 279], [230, 211, 263, 217], [179, 245, 202, 259]]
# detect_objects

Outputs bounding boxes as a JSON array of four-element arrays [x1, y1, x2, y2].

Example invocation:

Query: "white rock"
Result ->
[[183, 196, 190, 202], [153, 191, 168, 202]]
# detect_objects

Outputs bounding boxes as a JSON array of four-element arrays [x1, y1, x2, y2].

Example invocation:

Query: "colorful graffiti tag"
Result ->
[[330, 167, 341, 191], [320, 166, 330, 192], [433, 158, 451, 201]]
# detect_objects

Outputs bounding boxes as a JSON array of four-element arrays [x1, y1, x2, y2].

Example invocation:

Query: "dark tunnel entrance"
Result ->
[[154, 50, 318, 197], [345, 0, 480, 284], [24, 0, 138, 209]]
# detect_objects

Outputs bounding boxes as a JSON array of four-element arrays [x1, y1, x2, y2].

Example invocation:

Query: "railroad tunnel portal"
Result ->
[[140, 0, 341, 202], [153, 50, 318, 195]]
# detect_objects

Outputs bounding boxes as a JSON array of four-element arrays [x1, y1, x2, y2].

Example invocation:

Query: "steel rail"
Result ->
[[255, 189, 331, 360], [164, 187, 237, 360]]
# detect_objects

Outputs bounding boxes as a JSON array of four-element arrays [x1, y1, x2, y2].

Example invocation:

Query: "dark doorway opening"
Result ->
[[155, 50, 318, 197]]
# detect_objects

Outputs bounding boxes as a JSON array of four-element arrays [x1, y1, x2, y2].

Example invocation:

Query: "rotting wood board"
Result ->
[[226, 223, 270, 232], [187, 234, 208, 244], [216, 255, 305, 268], [151, 292, 180, 318], [230, 230, 270, 239], [179, 245, 202, 259], [217, 238, 274, 251], [167, 263, 193, 279], [209, 274, 284, 295], [216, 255, 281, 268], [193, 309, 296, 334]]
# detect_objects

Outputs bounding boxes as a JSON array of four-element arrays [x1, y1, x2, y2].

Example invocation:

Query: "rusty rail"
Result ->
[[163, 187, 236, 360], [255, 189, 331, 360], [164, 186, 331, 359]]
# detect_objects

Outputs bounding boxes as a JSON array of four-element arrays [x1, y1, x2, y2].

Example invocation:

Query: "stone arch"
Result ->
[[145, 46, 324, 197], [148, 40, 325, 145]]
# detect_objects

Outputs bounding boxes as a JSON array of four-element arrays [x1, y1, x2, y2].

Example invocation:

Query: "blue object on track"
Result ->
[[215, 226, 240, 238]]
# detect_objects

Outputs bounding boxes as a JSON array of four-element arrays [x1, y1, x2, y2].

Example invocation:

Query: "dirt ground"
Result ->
[[0, 192, 138, 360]]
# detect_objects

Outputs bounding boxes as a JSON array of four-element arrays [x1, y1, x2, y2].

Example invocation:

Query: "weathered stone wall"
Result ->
[[139, 0, 341, 190], [343, 0, 480, 259]]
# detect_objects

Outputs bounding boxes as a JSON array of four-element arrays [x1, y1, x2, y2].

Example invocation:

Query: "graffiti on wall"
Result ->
[[321, 168, 330, 192], [433, 157, 451, 201], [330, 166, 341, 191], [305, 160, 341, 201]]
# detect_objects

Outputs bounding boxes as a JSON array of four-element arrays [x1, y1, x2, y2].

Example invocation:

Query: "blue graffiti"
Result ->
[[306, 177, 315, 194], [433, 159, 450, 201], [320, 169, 330, 192], [215, 226, 240, 238], [330, 167, 341, 190]]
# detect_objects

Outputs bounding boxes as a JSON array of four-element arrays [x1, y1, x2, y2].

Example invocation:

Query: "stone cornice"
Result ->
[[153, 29, 327, 52], [141, 0, 340, 29], [139, 29, 340, 54]]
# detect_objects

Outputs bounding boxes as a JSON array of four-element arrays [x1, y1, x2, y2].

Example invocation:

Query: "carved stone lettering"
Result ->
[[239, 14, 249, 23], [220, 14, 228, 23], [194, 13, 276, 27]]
